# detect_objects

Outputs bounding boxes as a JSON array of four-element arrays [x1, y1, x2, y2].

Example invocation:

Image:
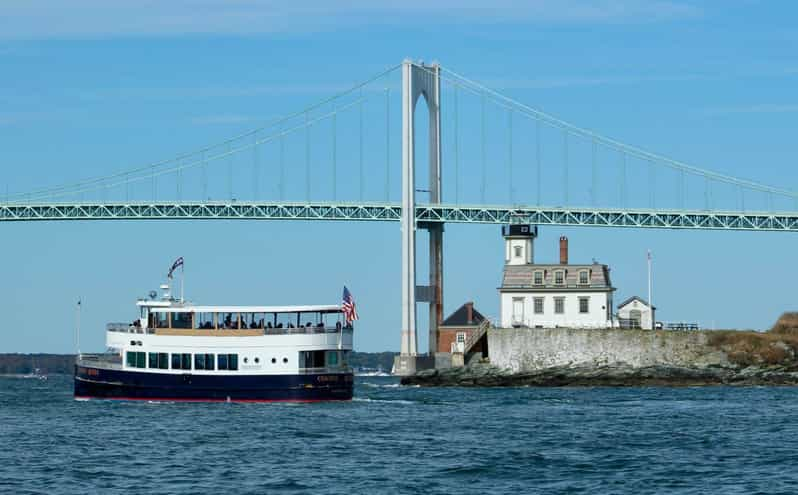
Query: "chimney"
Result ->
[[465, 302, 474, 325], [559, 236, 568, 265]]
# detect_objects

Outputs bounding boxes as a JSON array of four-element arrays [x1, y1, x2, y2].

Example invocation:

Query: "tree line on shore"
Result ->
[[0, 352, 397, 375]]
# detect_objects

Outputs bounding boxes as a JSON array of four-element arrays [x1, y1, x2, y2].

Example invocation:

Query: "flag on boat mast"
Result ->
[[167, 257, 184, 279], [342, 286, 359, 323]]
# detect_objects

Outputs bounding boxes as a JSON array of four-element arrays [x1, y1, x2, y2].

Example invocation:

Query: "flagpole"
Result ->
[[647, 250, 653, 330]]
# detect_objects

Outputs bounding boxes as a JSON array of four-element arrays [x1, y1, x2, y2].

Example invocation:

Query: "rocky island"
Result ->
[[402, 313, 798, 387]]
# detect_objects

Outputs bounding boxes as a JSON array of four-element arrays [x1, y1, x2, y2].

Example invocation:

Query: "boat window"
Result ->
[[195, 313, 214, 330], [341, 351, 350, 367], [155, 312, 169, 329], [245, 313, 266, 329], [217, 354, 238, 371], [275, 312, 297, 329], [326, 351, 339, 367], [299, 312, 320, 328], [157, 353, 168, 369], [322, 312, 342, 328], [300, 350, 325, 369], [217, 313, 238, 330], [195, 353, 215, 370], [126, 351, 145, 369], [148, 353, 158, 369], [171, 353, 192, 370], [171, 312, 192, 329]]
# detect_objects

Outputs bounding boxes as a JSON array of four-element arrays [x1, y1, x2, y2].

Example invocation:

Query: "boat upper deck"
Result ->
[[123, 301, 353, 337]]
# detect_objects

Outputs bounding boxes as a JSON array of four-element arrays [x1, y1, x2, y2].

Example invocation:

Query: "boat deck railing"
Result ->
[[106, 323, 353, 336], [77, 353, 123, 370]]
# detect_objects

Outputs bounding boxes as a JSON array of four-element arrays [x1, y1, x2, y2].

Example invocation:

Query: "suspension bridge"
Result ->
[[3, 60, 797, 373]]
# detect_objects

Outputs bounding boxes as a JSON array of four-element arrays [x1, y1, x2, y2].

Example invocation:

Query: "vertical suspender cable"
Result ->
[[359, 89, 364, 201], [176, 159, 181, 201], [508, 109, 513, 204], [536, 119, 541, 206], [481, 93, 486, 204], [679, 169, 685, 209], [385, 88, 390, 201], [332, 106, 337, 201], [563, 131, 569, 206], [125, 173, 130, 202], [279, 123, 285, 201], [201, 152, 207, 201], [253, 132, 259, 200], [305, 112, 311, 202], [152, 165, 156, 201], [227, 142, 233, 201], [620, 152, 626, 208], [648, 160, 654, 209], [454, 86, 460, 204], [591, 139, 597, 207]]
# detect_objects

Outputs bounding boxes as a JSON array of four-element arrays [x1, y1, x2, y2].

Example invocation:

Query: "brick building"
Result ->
[[436, 301, 487, 354]]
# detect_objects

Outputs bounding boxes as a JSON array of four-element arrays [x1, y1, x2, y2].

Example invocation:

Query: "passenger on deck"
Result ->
[[267, 322, 273, 329]]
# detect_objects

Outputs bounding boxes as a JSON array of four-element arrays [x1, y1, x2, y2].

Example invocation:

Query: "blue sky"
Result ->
[[2, 1, 798, 353]]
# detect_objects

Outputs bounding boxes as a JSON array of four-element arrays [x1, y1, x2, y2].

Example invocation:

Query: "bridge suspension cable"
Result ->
[[432, 65, 798, 201], [7, 63, 401, 203]]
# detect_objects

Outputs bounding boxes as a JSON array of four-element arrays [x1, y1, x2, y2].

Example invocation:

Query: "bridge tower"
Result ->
[[395, 60, 443, 376]]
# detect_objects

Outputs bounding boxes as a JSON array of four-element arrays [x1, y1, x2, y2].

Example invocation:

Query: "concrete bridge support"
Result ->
[[395, 60, 443, 376]]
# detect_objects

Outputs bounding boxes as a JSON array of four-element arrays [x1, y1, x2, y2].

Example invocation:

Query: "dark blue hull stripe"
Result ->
[[74, 365, 353, 401]]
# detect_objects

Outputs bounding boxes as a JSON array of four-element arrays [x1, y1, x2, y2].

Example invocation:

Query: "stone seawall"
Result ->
[[489, 327, 729, 372], [402, 327, 798, 387]]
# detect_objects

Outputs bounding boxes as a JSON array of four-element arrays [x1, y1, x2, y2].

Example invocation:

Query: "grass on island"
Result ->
[[707, 312, 798, 367]]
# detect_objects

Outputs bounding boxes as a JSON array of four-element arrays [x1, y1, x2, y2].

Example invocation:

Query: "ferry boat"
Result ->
[[74, 281, 355, 402]]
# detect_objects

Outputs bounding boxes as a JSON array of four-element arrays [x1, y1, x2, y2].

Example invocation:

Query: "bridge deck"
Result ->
[[2, 201, 797, 231]]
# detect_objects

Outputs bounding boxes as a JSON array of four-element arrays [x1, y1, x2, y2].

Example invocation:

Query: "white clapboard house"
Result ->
[[499, 226, 615, 329]]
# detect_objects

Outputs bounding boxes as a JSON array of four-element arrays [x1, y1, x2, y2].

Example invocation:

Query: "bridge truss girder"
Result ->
[[2, 202, 798, 231]]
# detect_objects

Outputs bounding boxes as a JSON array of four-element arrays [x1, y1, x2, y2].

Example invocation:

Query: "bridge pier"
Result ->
[[395, 60, 443, 376]]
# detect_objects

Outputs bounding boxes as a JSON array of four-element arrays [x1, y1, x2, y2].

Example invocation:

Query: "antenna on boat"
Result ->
[[76, 298, 82, 359], [181, 261, 185, 304]]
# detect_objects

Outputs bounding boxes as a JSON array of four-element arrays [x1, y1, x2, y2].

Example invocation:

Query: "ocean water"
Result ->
[[2, 376, 798, 494]]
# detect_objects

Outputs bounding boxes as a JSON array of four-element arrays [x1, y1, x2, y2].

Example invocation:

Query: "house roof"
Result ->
[[618, 295, 656, 310], [441, 302, 485, 327], [500, 263, 613, 291]]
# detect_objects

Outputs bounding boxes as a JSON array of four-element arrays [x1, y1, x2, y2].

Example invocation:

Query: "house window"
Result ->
[[554, 270, 565, 286], [554, 297, 565, 314], [579, 297, 589, 314], [533, 271, 544, 285], [534, 297, 544, 314], [456, 332, 466, 343], [579, 270, 589, 285], [514, 246, 522, 258]]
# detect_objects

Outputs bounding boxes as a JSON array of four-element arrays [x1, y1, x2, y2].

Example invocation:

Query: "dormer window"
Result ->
[[533, 270, 544, 285], [554, 270, 565, 286], [578, 270, 589, 286]]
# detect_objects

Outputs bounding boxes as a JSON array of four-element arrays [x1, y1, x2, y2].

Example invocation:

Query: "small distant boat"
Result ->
[[355, 367, 390, 377], [22, 367, 47, 381]]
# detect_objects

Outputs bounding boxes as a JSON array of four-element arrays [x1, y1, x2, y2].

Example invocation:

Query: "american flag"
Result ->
[[168, 257, 184, 279], [342, 286, 359, 323]]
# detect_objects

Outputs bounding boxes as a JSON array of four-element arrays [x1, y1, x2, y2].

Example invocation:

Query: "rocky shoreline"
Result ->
[[400, 362, 798, 387]]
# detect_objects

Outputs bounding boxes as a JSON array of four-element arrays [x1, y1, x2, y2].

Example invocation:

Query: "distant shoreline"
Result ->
[[0, 352, 398, 375]]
